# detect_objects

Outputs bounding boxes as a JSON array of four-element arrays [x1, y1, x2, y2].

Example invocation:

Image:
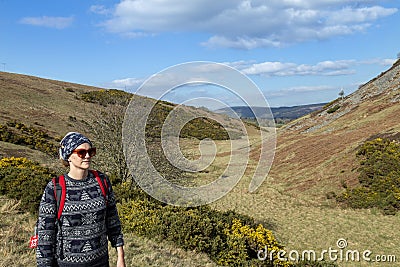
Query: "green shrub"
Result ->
[[323, 98, 340, 109], [0, 121, 58, 156], [146, 101, 229, 140], [337, 137, 400, 214], [0, 157, 57, 214], [79, 89, 132, 106], [326, 105, 340, 114], [80, 89, 231, 140], [117, 193, 291, 266]]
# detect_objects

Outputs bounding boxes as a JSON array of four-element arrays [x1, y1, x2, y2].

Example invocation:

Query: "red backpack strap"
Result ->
[[91, 170, 108, 204], [52, 175, 66, 220]]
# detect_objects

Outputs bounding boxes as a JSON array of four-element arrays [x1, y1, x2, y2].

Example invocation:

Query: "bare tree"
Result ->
[[87, 104, 131, 184]]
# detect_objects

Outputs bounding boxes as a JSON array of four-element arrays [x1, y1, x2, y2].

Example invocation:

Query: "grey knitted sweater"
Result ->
[[36, 171, 124, 267]]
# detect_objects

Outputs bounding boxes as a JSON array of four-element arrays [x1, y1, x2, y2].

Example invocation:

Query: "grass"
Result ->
[[0, 72, 102, 138], [108, 236, 217, 267], [0, 196, 37, 267]]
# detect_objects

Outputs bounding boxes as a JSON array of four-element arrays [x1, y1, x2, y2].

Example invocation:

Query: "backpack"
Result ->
[[29, 170, 109, 248]]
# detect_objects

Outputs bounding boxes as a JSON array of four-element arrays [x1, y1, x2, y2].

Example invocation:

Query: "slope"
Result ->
[[273, 59, 400, 199], [0, 72, 102, 137]]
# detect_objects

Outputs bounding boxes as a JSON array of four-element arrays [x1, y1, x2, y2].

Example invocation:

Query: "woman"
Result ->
[[36, 132, 125, 267]]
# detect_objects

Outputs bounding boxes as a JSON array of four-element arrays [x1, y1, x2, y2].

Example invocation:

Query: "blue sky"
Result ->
[[1, 0, 399, 109]]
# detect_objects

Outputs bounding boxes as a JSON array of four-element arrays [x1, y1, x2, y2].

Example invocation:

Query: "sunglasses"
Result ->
[[71, 147, 97, 158]]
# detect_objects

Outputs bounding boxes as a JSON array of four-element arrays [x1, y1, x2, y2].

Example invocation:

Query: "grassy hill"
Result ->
[[277, 59, 400, 198], [0, 71, 242, 139], [0, 72, 101, 136]]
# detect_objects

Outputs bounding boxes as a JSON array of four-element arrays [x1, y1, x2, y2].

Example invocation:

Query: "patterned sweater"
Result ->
[[36, 171, 124, 267]]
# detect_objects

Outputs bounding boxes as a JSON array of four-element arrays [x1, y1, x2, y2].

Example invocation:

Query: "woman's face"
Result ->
[[68, 143, 93, 170]]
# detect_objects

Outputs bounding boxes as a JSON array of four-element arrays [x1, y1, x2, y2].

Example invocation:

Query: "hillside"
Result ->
[[0, 72, 102, 137], [212, 58, 400, 202], [272, 59, 400, 198]]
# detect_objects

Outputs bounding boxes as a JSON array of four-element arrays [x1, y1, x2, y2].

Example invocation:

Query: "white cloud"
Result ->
[[229, 57, 397, 77], [263, 84, 341, 106], [106, 57, 395, 94], [90, 5, 112, 15], [104, 77, 145, 91], [95, 0, 398, 48], [238, 60, 356, 76], [19, 16, 74, 29], [326, 5, 398, 24]]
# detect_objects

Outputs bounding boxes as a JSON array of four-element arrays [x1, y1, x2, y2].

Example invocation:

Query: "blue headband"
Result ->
[[59, 132, 92, 161]]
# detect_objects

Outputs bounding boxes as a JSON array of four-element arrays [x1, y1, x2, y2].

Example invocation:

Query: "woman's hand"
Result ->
[[116, 246, 126, 267]]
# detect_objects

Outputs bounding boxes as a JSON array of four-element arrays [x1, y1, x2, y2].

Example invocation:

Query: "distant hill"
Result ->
[[215, 103, 326, 121]]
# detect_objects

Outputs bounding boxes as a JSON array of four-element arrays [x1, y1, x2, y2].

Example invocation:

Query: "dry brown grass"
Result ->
[[0, 72, 103, 138], [0, 196, 36, 267]]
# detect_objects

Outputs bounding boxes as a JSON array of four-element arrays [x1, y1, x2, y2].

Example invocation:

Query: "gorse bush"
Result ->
[[221, 218, 288, 266], [337, 137, 400, 214], [180, 117, 229, 140], [146, 100, 230, 140], [116, 185, 291, 267], [0, 121, 58, 156], [326, 105, 340, 114], [0, 157, 57, 214], [79, 89, 133, 106]]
